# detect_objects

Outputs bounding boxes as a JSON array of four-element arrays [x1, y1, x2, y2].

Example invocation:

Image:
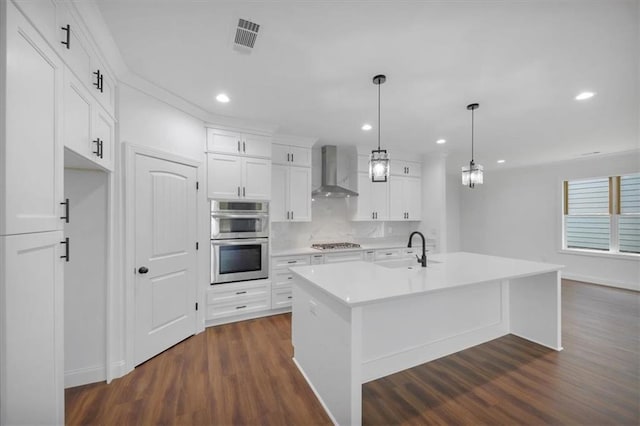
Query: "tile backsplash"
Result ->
[[271, 197, 418, 250]]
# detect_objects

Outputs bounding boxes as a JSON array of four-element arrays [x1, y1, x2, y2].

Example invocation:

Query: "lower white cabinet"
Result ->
[[270, 254, 311, 309], [206, 280, 271, 321], [323, 251, 364, 263], [0, 231, 65, 425]]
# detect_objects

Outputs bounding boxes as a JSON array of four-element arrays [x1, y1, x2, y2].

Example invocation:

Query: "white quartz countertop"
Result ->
[[271, 241, 410, 257], [289, 252, 564, 306]]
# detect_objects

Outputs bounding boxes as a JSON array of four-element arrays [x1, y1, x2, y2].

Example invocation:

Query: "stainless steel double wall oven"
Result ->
[[210, 200, 269, 284]]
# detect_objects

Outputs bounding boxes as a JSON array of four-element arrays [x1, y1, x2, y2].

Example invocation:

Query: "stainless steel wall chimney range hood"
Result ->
[[311, 145, 359, 198]]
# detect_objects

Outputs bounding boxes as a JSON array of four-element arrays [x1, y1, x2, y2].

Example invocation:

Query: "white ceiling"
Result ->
[[96, 0, 639, 170]]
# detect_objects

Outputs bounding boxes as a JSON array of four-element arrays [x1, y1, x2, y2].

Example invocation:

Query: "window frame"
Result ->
[[561, 174, 640, 258]]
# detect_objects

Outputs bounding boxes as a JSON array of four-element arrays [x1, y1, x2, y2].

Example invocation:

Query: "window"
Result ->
[[563, 174, 639, 255]]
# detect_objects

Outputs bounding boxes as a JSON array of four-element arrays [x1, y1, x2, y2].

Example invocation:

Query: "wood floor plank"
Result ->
[[66, 280, 639, 425]]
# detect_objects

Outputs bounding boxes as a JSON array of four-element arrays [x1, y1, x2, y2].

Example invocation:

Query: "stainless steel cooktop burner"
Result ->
[[311, 242, 361, 250]]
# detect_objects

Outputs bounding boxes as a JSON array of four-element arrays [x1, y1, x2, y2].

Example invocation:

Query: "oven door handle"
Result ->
[[211, 213, 268, 220], [211, 239, 268, 246]]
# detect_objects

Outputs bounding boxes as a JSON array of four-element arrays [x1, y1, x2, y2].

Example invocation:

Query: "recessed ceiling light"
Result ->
[[216, 93, 230, 103], [497, 159, 505, 164], [575, 91, 595, 101], [361, 123, 372, 131], [436, 139, 446, 144]]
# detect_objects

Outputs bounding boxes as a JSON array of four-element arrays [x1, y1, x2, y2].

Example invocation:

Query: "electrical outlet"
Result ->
[[309, 300, 318, 316]]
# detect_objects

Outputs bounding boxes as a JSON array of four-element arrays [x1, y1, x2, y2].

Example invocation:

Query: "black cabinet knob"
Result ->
[[138, 266, 149, 274]]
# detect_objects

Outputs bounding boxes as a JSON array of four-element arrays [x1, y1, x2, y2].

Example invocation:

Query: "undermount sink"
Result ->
[[378, 258, 440, 269]]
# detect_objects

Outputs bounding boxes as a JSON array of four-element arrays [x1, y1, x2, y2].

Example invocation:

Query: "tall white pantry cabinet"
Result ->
[[1, 1, 65, 424]]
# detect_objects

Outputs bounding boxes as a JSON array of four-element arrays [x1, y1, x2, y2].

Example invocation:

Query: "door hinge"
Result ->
[[195, 302, 198, 311], [196, 181, 199, 190], [196, 242, 199, 250]]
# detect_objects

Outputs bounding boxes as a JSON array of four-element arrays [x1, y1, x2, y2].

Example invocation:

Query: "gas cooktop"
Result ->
[[311, 242, 361, 250]]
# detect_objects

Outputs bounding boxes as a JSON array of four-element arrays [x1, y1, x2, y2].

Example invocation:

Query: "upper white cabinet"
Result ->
[[271, 164, 312, 222], [350, 172, 389, 221], [207, 154, 271, 200], [389, 175, 422, 221], [271, 142, 312, 222], [14, 0, 117, 118], [1, 0, 65, 235], [62, 69, 114, 171], [392, 160, 422, 178], [272, 143, 312, 167], [207, 128, 271, 158]]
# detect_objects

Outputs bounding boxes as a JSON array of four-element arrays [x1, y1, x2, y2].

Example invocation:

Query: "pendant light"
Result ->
[[461, 103, 483, 188], [369, 74, 390, 182]]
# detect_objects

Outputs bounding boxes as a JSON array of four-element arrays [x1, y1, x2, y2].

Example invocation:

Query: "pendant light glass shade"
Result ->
[[370, 149, 390, 182], [461, 161, 484, 187], [462, 103, 483, 188], [369, 74, 390, 183]]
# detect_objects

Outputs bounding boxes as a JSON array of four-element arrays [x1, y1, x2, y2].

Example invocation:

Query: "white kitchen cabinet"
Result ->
[[0, 231, 64, 425], [272, 143, 311, 167], [270, 254, 311, 310], [12, 0, 60, 44], [389, 175, 422, 221], [392, 160, 421, 178], [63, 69, 114, 171], [1, 0, 64, 235], [207, 153, 271, 200], [324, 251, 364, 263], [206, 280, 271, 321], [350, 172, 389, 221], [271, 164, 311, 222], [374, 248, 402, 261], [206, 128, 271, 158]]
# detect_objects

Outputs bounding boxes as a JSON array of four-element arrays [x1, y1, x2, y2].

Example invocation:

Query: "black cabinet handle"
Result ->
[[93, 138, 101, 157], [60, 238, 69, 262], [243, 141, 246, 153], [138, 266, 149, 274], [291, 211, 294, 220], [291, 153, 294, 162], [287, 153, 290, 162], [93, 70, 103, 93], [242, 187, 246, 197], [60, 198, 69, 223], [287, 260, 297, 264], [236, 305, 246, 310], [237, 186, 240, 197], [236, 291, 247, 295], [61, 24, 70, 49], [287, 296, 292, 299], [99, 139, 104, 159], [237, 141, 241, 152]]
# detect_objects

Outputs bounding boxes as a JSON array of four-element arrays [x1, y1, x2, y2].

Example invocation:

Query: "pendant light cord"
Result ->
[[377, 81, 381, 151], [471, 107, 474, 162]]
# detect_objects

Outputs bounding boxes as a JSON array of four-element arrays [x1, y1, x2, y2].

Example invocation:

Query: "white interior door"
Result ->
[[134, 153, 197, 366]]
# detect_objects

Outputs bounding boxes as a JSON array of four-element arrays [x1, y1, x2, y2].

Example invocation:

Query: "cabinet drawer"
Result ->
[[402, 247, 419, 257], [272, 269, 296, 288], [272, 255, 311, 269], [310, 253, 325, 264], [363, 250, 376, 262], [208, 281, 270, 304], [272, 288, 293, 309], [374, 248, 402, 261], [324, 251, 363, 263], [206, 297, 271, 320]]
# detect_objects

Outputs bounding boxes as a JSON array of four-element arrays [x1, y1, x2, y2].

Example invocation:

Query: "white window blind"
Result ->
[[619, 174, 640, 254], [565, 178, 610, 251]]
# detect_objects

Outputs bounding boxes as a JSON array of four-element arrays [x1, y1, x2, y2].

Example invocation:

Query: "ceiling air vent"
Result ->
[[233, 18, 260, 51]]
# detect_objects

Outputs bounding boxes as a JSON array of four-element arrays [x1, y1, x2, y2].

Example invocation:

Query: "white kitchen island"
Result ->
[[289, 252, 564, 426]]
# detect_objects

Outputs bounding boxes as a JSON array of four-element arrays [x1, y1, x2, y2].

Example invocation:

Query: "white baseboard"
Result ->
[[563, 273, 639, 292], [204, 307, 290, 328], [64, 365, 106, 388], [109, 359, 128, 383]]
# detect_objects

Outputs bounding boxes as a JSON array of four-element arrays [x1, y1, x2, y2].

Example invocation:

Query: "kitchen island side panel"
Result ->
[[509, 271, 562, 350], [292, 277, 362, 426]]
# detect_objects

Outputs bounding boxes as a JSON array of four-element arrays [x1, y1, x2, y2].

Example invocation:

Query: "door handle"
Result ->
[[60, 198, 70, 223], [138, 266, 149, 274], [61, 24, 70, 49], [60, 238, 69, 262]]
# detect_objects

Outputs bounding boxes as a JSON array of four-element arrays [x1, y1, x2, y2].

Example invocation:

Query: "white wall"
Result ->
[[459, 151, 640, 291], [114, 83, 208, 377], [418, 154, 448, 253], [118, 84, 205, 161], [64, 168, 108, 387]]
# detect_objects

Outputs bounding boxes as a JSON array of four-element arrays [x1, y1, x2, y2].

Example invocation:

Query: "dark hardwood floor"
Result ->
[[66, 280, 639, 425]]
